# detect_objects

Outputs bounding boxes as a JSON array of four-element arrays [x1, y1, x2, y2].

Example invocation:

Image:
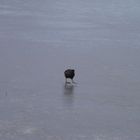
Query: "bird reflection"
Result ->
[[64, 83, 74, 94], [63, 83, 75, 108]]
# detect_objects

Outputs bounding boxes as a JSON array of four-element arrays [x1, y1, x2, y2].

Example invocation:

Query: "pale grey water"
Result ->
[[0, 0, 140, 139]]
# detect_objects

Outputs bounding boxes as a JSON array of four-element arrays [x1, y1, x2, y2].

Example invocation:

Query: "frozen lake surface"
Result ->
[[0, 0, 140, 139]]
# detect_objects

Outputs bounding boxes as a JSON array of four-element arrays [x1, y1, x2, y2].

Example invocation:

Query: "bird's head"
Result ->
[[71, 69, 75, 73]]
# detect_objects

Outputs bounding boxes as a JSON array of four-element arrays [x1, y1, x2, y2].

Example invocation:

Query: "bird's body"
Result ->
[[64, 69, 75, 83]]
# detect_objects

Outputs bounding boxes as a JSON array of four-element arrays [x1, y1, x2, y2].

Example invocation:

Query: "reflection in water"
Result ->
[[64, 83, 74, 94], [63, 83, 75, 108]]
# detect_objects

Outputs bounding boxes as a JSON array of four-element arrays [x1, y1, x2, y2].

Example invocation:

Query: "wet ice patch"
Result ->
[[22, 127, 37, 134]]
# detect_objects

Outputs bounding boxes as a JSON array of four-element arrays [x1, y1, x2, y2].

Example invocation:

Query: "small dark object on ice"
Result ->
[[64, 69, 75, 83]]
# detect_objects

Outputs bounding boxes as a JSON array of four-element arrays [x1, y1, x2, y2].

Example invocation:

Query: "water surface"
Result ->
[[0, 0, 140, 139]]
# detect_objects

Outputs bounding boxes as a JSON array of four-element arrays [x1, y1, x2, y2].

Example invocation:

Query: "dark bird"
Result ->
[[64, 69, 75, 83]]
